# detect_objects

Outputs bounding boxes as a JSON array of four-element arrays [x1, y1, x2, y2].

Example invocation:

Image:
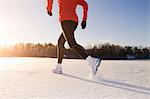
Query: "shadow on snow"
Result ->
[[62, 73, 150, 96]]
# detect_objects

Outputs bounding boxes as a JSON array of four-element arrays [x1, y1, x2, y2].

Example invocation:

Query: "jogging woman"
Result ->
[[47, 0, 101, 75]]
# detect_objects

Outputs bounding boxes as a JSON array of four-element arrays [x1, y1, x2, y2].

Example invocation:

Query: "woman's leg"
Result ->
[[53, 20, 101, 75], [57, 33, 66, 64], [61, 20, 89, 59]]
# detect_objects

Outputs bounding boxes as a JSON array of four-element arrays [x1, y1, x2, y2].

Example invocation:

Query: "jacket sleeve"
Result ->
[[78, 0, 88, 21], [47, 0, 54, 11]]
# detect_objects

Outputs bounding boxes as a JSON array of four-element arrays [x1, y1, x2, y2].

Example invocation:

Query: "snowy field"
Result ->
[[0, 57, 150, 99]]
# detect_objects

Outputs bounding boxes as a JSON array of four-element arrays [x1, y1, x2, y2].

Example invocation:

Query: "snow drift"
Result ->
[[0, 57, 150, 99]]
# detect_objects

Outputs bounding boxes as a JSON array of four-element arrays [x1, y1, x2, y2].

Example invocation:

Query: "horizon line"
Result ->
[[0, 42, 149, 48]]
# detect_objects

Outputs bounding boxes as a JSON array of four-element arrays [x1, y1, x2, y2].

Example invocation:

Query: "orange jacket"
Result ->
[[47, 0, 88, 22]]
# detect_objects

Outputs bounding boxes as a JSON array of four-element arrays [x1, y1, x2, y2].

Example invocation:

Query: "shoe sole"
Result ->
[[94, 59, 101, 75], [52, 70, 63, 74]]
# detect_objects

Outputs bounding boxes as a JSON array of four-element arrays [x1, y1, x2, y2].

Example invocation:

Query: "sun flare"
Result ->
[[0, 33, 11, 47]]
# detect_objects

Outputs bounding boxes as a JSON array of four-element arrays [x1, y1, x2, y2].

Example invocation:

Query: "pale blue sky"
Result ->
[[0, 0, 149, 47]]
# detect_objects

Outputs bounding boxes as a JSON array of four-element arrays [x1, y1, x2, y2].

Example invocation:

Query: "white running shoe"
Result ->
[[52, 64, 63, 74], [86, 56, 101, 75]]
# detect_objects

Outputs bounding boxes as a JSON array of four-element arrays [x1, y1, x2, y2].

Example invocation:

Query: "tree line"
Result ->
[[0, 43, 149, 59]]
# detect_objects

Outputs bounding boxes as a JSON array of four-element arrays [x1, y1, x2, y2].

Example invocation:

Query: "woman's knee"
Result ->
[[69, 42, 78, 49]]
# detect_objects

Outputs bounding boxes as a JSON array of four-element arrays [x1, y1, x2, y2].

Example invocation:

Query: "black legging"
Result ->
[[57, 20, 89, 63]]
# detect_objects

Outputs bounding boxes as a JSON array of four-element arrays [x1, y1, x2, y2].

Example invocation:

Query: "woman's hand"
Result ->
[[81, 20, 86, 29], [47, 11, 53, 16]]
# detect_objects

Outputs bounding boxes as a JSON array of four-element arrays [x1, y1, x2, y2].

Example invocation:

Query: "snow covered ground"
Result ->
[[0, 57, 150, 99]]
